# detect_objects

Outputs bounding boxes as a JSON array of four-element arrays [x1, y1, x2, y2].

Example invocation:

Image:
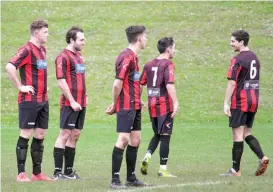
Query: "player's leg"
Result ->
[[53, 106, 74, 180], [141, 117, 160, 175], [31, 102, 54, 181], [63, 108, 85, 179], [158, 113, 176, 177], [243, 112, 269, 176], [63, 129, 81, 178], [16, 129, 33, 182], [111, 133, 130, 189], [16, 102, 36, 182], [125, 110, 146, 187], [110, 109, 132, 189], [53, 129, 71, 180], [220, 109, 244, 177]]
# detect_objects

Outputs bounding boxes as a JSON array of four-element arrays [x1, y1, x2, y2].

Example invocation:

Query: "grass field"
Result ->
[[1, 1, 273, 192]]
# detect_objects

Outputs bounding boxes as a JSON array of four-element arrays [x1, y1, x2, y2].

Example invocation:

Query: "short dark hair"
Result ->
[[66, 27, 84, 44], [30, 20, 48, 35], [157, 37, 174, 54], [231, 30, 250, 46], [125, 25, 146, 43]]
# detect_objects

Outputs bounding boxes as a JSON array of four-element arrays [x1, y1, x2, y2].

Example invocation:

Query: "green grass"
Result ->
[[1, 1, 273, 192]]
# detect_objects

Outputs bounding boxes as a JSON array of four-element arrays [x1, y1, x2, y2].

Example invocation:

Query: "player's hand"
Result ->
[[71, 101, 82, 111], [224, 103, 231, 117], [106, 103, 116, 115], [171, 105, 179, 118], [141, 100, 147, 113], [19, 85, 35, 95]]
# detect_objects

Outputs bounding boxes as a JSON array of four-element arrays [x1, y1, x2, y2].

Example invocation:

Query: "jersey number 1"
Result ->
[[151, 67, 158, 86]]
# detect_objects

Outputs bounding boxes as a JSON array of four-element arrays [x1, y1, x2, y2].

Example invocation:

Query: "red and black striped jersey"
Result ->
[[55, 49, 86, 108], [140, 58, 175, 117], [9, 42, 48, 104], [115, 48, 141, 112], [227, 51, 260, 112]]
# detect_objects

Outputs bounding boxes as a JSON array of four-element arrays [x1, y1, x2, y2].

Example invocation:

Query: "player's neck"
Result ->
[[29, 38, 42, 48], [157, 53, 170, 60], [128, 44, 140, 55], [66, 45, 77, 53], [239, 46, 250, 52]]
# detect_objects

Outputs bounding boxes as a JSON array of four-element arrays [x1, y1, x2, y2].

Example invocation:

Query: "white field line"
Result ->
[[109, 180, 229, 192]]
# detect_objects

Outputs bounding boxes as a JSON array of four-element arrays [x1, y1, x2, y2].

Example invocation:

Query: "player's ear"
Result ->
[[70, 38, 74, 44]]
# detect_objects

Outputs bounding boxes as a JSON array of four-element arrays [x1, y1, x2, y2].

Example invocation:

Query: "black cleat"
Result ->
[[63, 171, 83, 180], [52, 172, 67, 180], [125, 179, 146, 187], [110, 179, 127, 189]]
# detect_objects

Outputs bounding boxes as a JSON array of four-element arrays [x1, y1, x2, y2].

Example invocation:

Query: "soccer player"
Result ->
[[106, 25, 147, 189], [220, 30, 269, 176], [6, 20, 53, 182], [52, 27, 87, 180], [139, 37, 178, 177]]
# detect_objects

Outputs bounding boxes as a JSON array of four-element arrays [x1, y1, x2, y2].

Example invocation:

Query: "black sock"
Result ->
[[147, 134, 160, 155], [53, 147, 65, 174], [31, 137, 44, 175], [64, 146, 76, 175], [232, 141, 244, 172], [16, 136, 29, 174], [126, 145, 138, 181], [160, 135, 170, 165], [112, 146, 124, 182], [245, 135, 264, 159]]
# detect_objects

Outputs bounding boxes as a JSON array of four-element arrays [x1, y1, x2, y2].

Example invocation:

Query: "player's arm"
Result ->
[[106, 56, 131, 115], [6, 47, 34, 94], [224, 80, 236, 116], [139, 67, 147, 111], [224, 59, 239, 116], [166, 84, 179, 118], [56, 55, 81, 111], [57, 79, 82, 111], [106, 79, 123, 115], [6, 63, 34, 94], [165, 62, 178, 118]]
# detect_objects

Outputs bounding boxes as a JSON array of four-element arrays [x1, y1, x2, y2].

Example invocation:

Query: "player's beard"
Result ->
[[75, 45, 83, 52]]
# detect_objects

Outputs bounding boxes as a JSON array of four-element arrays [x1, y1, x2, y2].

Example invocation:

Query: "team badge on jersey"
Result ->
[[244, 80, 259, 90], [133, 71, 140, 81], [37, 60, 47, 69], [147, 88, 160, 97], [75, 64, 85, 73]]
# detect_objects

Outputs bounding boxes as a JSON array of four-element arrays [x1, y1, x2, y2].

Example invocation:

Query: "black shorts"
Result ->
[[229, 109, 256, 128], [19, 101, 49, 129], [151, 112, 173, 135], [116, 109, 141, 133], [60, 106, 86, 129]]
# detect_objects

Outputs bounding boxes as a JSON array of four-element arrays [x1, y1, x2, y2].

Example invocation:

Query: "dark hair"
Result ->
[[125, 25, 146, 43], [66, 27, 84, 44], [157, 37, 174, 54], [231, 30, 250, 46], [30, 20, 48, 35]]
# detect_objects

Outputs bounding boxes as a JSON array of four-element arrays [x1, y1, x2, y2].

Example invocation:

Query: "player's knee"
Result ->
[[130, 136, 141, 146], [243, 132, 252, 139], [34, 128, 46, 139], [232, 133, 244, 141], [118, 136, 130, 148], [59, 130, 71, 141], [72, 130, 81, 140], [20, 129, 34, 139]]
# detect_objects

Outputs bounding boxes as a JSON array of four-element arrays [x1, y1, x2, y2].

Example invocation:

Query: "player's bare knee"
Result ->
[[59, 129, 71, 141], [34, 129, 46, 139], [20, 129, 33, 139], [72, 130, 81, 140], [129, 136, 141, 146], [118, 136, 129, 148]]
